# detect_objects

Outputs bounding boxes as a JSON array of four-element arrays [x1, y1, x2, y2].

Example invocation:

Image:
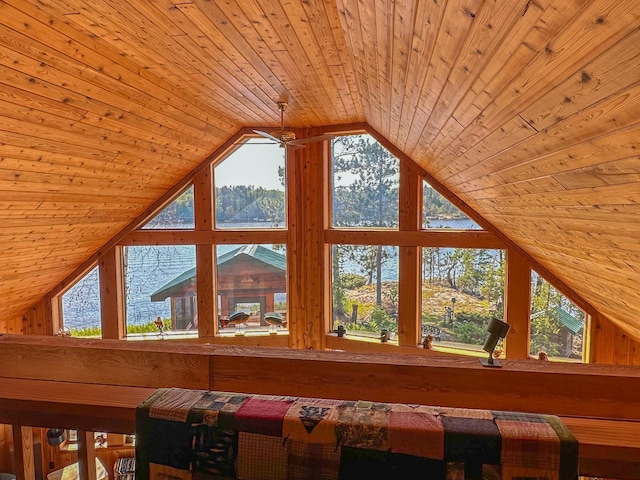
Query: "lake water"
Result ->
[[62, 219, 480, 330]]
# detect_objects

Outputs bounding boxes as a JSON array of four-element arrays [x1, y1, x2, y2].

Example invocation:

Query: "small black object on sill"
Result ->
[[480, 318, 510, 368]]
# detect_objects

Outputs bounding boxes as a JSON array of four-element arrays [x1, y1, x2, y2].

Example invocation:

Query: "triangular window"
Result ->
[[141, 185, 194, 229], [61, 266, 101, 337], [422, 180, 481, 229]]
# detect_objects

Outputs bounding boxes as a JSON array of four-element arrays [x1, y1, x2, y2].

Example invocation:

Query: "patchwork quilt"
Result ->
[[135, 388, 578, 480]]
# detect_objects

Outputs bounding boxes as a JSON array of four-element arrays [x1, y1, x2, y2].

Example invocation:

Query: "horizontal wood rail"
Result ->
[[1, 335, 640, 478]]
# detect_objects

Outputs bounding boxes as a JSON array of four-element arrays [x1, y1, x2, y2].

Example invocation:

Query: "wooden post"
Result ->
[[77, 431, 97, 480], [288, 130, 325, 350], [397, 162, 421, 346], [45, 295, 63, 337], [11, 425, 35, 480], [100, 247, 125, 339], [194, 166, 217, 337], [504, 249, 531, 359]]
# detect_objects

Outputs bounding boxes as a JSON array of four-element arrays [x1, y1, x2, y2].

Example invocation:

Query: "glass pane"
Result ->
[[214, 139, 286, 229], [530, 271, 585, 362], [331, 244, 399, 342], [421, 248, 505, 355], [61, 266, 101, 337], [331, 135, 399, 228], [124, 245, 197, 337], [216, 244, 287, 335], [422, 181, 481, 229], [142, 185, 194, 229]]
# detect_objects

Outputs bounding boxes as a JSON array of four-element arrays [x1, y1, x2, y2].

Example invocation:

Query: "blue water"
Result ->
[[62, 219, 479, 330]]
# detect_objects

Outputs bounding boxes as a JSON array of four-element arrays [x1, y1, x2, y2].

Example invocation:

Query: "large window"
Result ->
[[61, 266, 101, 337], [214, 139, 286, 229], [124, 245, 197, 337], [331, 135, 399, 228], [216, 244, 287, 335], [530, 271, 585, 362], [421, 248, 505, 355]]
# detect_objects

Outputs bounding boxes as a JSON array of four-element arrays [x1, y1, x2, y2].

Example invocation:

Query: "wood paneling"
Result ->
[[0, 0, 638, 346]]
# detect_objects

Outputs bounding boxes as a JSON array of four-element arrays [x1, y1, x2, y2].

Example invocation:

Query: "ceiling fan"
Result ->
[[253, 102, 335, 149]]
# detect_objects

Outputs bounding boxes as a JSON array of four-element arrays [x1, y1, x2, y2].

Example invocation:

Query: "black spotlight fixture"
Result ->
[[46, 428, 66, 446], [480, 318, 510, 368]]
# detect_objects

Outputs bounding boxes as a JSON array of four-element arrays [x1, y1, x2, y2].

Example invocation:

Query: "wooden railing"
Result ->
[[1, 335, 640, 479]]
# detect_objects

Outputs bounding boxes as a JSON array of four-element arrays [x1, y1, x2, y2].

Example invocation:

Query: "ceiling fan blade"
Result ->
[[253, 130, 282, 144], [289, 133, 336, 146], [285, 143, 306, 151]]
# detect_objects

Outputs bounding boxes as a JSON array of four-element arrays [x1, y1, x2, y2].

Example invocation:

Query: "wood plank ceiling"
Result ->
[[0, 0, 639, 338]]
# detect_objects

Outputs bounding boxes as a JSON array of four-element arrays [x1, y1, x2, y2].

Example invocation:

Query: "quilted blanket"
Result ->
[[135, 388, 578, 480]]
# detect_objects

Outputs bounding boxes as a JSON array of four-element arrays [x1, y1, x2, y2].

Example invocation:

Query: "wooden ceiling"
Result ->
[[1, 0, 639, 337]]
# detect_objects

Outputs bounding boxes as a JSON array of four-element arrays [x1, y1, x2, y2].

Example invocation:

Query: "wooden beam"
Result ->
[[504, 249, 531, 359], [11, 425, 35, 480], [397, 161, 421, 346], [0, 335, 210, 389], [0, 377, 639, 478], [194, 166, 216, 337], [99, 248, 125, 339], [325, 229, 505, 248], [121, 229, 287, 246], [77, 431, 97, 480], [287, 132, 326, 350], [1, 334, 640, 420]]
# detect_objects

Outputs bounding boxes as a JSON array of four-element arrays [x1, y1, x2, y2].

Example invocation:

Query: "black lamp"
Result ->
[[480, 318, 510, 368], [46, 428, 66, 446]]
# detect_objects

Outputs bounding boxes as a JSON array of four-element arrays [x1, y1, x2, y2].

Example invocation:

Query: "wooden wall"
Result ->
[[592, 313, 640, 366]]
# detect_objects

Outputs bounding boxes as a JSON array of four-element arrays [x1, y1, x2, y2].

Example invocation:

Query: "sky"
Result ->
[[214, 138, 285, 190]]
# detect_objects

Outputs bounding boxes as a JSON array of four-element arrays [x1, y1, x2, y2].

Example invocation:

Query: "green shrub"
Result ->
[[342, 273, 367, 289]]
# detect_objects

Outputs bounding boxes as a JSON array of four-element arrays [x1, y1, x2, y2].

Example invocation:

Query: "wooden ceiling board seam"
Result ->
[[0, 159, 160, 186], [335, 0, 374, 125], [522, 249, 640, 298], [0, 66, 219, 146], [386, 0, 415, 142], [430, 0, 571, 162], [435, 116, 536, 182], [271, 0, 354, 121], [445, 0, 638, 159], [63, 0, 241, 128], [491, 123, 640, 186], [222, 0, 320, 124], [426, 0, 552, 161], [250, 0, 344, 125], [0, 39, 227, 145], [0, 81, 88, 122], [56, 4, 258, 130], [175, 2, 290, 120], [361, 0, 386, 136], [550, 156, 640, 190], [0, 96, 212, 157], [107, 2, 269, 126], [300, 0, 364, 122], [0, 113, 199, 164], [209, 0, 319, 126], [446, 80, 640, 189], [402, 0, 482, 157], [468, 179, 640, 209], [159, 2, 284, 124], [417, 0, 532, 160], [395, 0, 447, 150], [520, 28, 640, 132], [4, 0, 236, 135]]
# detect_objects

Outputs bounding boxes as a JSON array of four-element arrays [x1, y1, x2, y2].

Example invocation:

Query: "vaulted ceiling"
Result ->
[[1, 0, 639, 337]]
